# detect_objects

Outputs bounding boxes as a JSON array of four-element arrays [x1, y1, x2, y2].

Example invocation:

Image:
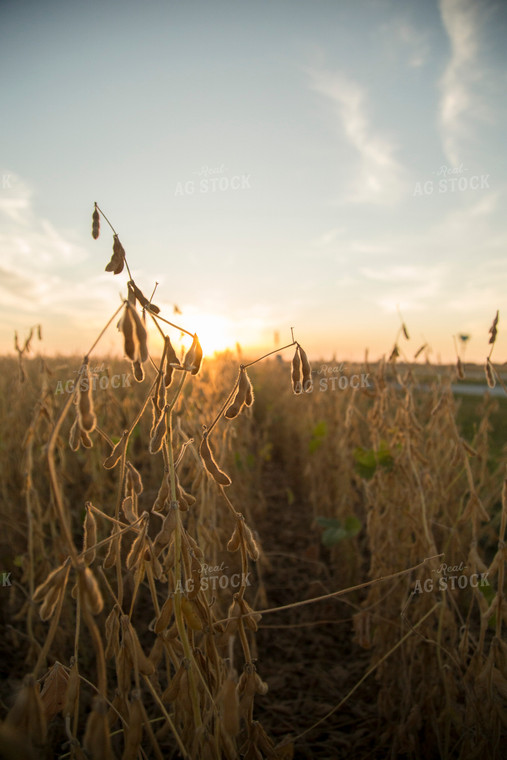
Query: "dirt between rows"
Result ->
[[251, 463, 382, 760]]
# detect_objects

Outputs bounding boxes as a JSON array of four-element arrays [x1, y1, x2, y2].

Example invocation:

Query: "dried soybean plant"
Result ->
[[4, 203, 312, 759], [14, 324, 43, 383], [348, 322, 507, 759]]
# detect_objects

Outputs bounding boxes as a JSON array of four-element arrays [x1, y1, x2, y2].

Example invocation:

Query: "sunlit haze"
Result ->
[[1, 0, 506, 363]]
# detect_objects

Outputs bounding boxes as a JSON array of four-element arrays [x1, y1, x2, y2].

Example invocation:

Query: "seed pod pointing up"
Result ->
[[92, 206, 100, 239], [199, 434, 231, 486], [298, 344, 312, 392], [291, 347, 302, 394], [105, 234, 125, 275]]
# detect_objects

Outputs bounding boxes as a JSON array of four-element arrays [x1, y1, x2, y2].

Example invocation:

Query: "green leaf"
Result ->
[[312, 421, 328, 438], [353, 442, 395, 479], [315, 516, 341, 529], [309, 421, 328, 454], [353, 447, 377, 479], [479, 580, 496, 628], [344, 515, 361, 536], [322, 526, 348, 547], [316, 515, 362, 546], [259, 442, 273, 462]]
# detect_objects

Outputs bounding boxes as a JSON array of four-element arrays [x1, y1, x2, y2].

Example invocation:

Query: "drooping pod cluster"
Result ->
[[227, 516, 260, 560], [69, 415, 93, 451], [224, 367, 254, 419], [291, 343, 312, 393], [32, 559, 71, 621]]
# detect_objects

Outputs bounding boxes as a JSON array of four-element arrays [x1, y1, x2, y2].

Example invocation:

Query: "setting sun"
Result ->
[[178, 312, 235, 358]]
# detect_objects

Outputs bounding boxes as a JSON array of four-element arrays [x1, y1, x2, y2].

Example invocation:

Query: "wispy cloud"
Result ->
[[307, 69, 407, 206], [438, 0, 489, 164], [0, 173, 126, 351], [379, 19, 430, 68]]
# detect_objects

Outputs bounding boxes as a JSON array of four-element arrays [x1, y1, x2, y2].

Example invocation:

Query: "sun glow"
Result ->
[[179, 312, 235, 358]]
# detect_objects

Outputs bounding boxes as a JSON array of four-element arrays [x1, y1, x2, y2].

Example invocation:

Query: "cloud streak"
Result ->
[[307, 68, 407, 206], [438, 0, 489, 164]]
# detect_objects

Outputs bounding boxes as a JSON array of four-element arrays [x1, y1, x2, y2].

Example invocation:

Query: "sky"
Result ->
[[1, 0, 506, 364]]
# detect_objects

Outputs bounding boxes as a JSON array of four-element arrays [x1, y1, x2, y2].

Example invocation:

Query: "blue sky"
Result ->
[[1, 0, 506, 363]]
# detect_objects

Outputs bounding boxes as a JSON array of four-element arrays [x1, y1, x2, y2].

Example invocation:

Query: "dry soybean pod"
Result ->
[[199, 434, 231, 486], [105, 234, 125, 275], [243, 369, 254, 407], [149, 404, 168, 454], [78, 363, 96, 432], [81, 567, 104, 615], [132, 360, 144, 382], [126, 461, 143, 495], [122, 496, 137, 525], [69, 416, 81, 452], [298, 344, 312, 392], [128, 303, 149, 363], [83, 502, 97, 565], [81, 429, 93, 448], [224, 368, 246, 419], [183, 333, 203, 375], [103, 430, 129, 469], [291, 347, 302, 394], [120, 306, 137, 362], [164, 335, 181, 387], [92, 205, 100, 239]]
